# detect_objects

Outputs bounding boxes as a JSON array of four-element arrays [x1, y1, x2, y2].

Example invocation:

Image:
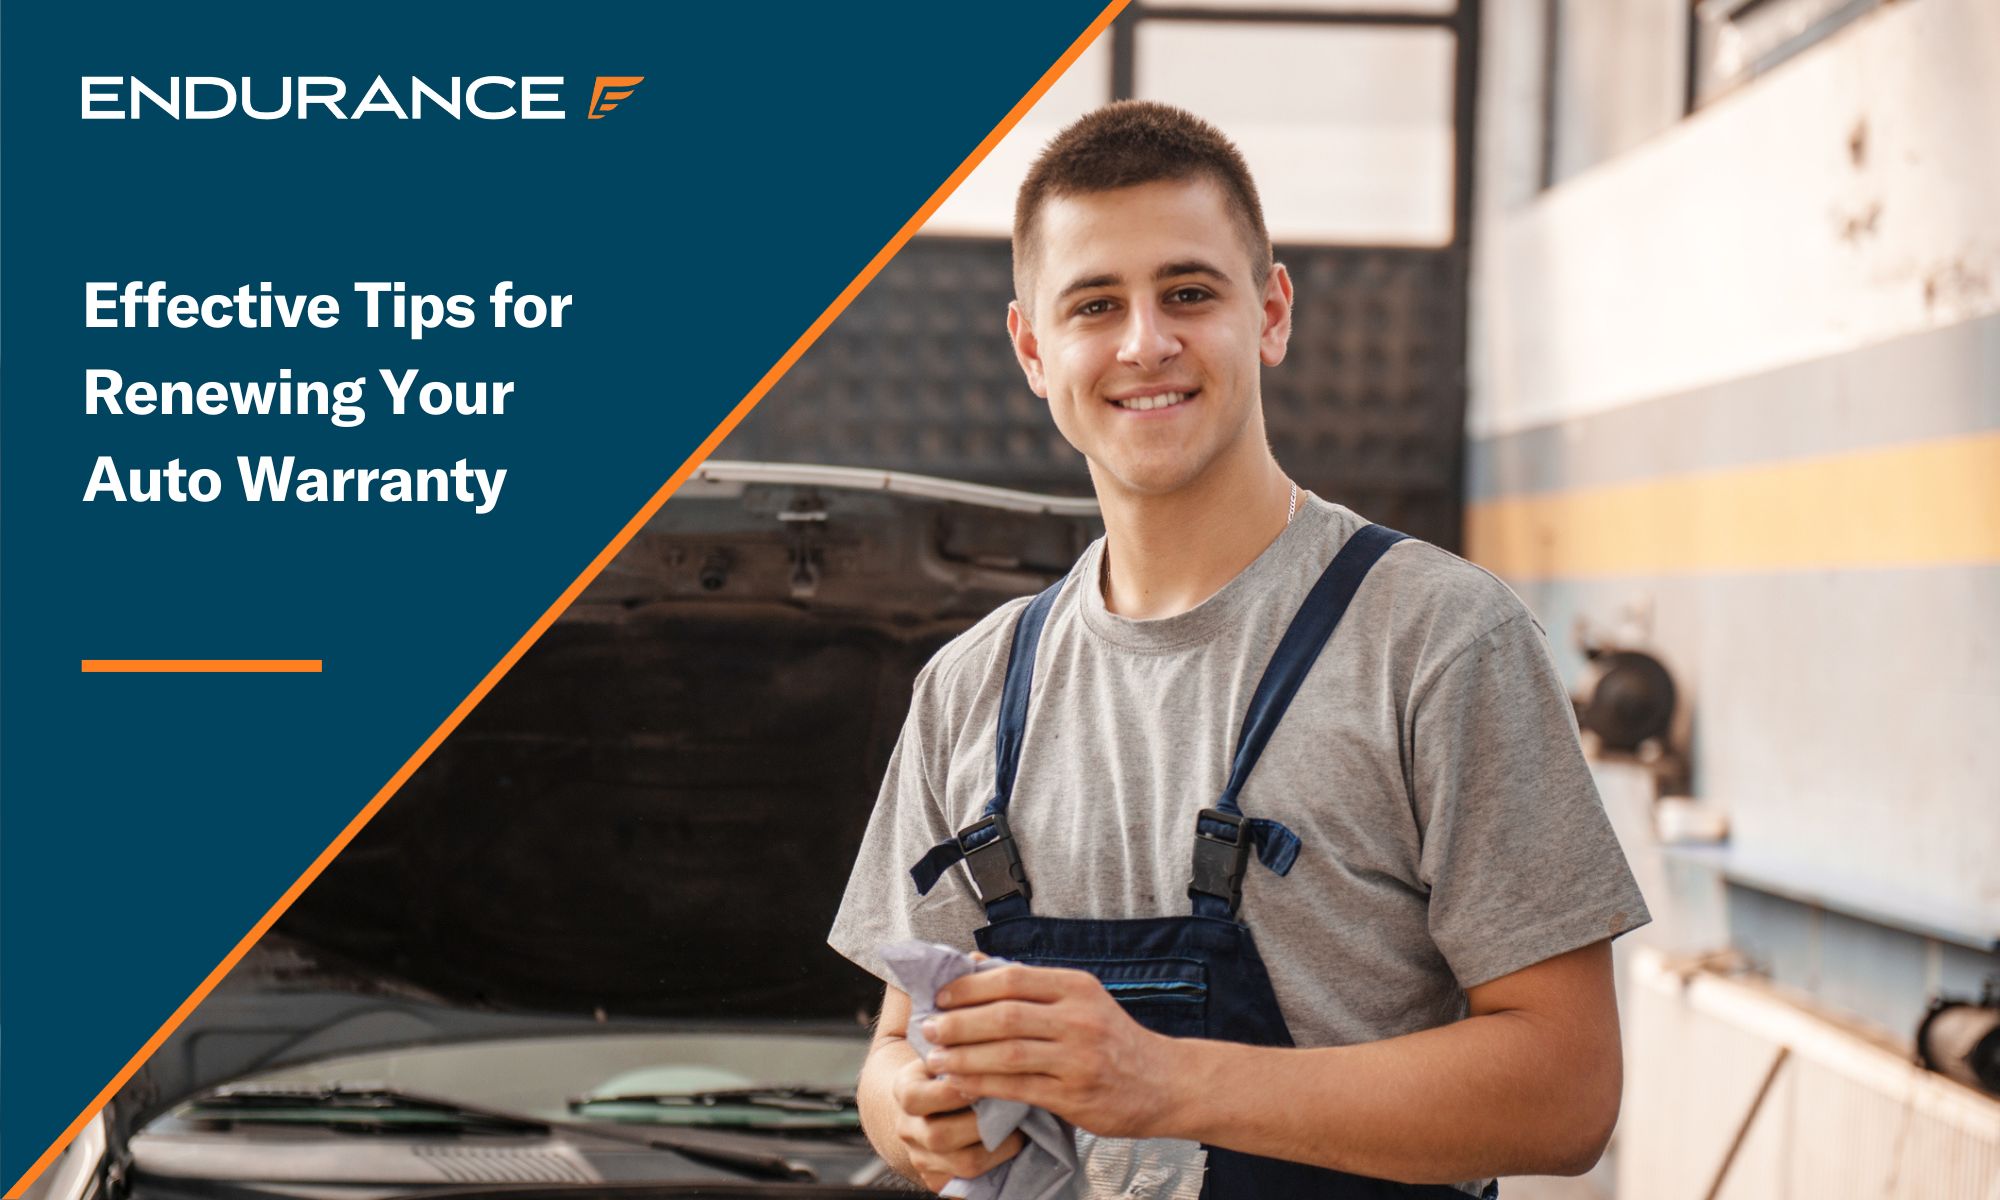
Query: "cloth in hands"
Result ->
[[880, 940, 1079, 1200]]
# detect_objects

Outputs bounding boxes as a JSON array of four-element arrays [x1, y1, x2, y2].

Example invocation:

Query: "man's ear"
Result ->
[[1008, 300, 1048, 398], [1258, 262, 1295, 368]]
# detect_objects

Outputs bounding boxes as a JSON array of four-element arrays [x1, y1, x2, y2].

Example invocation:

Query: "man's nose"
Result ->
[[1117, 302, 1180, 371]]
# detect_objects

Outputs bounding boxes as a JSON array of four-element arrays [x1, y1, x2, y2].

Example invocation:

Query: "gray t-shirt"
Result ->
[[829, 494, 1649, 1050]]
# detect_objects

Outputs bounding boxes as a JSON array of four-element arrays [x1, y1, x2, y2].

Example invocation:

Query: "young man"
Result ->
[[828, 102, 1649, 1197]]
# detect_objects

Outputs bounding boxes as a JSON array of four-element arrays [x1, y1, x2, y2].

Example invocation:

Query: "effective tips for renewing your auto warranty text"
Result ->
[[78, 280, 576, 516]]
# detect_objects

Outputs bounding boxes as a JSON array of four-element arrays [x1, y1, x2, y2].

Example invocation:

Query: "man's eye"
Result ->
[[1167, 286, 1212, 304], [1075, 298, 1114, 317]]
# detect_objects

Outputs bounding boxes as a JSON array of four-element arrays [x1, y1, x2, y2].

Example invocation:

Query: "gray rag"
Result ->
[[880, 940, 1079, 1200]]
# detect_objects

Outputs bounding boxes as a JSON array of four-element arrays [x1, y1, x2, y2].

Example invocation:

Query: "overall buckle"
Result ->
[[1187, 807, 1252, 915], [957, 812, 1032, 906]]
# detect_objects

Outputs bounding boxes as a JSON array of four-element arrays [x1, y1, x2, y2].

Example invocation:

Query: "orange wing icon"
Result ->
[[588, 76, 645, 120]]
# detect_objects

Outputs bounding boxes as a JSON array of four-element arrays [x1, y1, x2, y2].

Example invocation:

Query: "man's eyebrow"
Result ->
[[1055, 272, 1120, 302], [1053, 260, 1233, 304], [1155, 260, 1231, 284]]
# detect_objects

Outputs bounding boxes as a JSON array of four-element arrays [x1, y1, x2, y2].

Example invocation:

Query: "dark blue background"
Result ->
[[0, 1, 1102, 1180]]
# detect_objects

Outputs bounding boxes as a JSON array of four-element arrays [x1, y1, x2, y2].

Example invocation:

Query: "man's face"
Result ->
[[1008, 178, 1292, 499]]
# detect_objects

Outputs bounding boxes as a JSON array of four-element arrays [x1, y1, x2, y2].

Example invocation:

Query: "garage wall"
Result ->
[[1469, 0, 2000, 1034]]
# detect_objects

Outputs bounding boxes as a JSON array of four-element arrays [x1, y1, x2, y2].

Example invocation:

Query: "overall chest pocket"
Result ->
[[1018, 954, 1209, 1039]]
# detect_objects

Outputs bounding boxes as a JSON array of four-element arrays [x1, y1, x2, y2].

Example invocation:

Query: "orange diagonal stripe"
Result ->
[[5, 3, 1133, 1194], [80, 660, 323, 673]]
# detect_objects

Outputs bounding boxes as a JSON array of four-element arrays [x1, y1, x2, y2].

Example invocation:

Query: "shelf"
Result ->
[[1662, 843, 2000, 953]]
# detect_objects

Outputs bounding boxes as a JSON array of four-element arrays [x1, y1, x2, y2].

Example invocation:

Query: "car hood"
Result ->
[[114, 463, 1100, 1153]]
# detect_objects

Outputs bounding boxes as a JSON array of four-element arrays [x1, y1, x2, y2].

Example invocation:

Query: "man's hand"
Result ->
[[857, 984, 1025, 1194], [889, 1054, 1025, 1193], [922, 963, 1174, 1138]]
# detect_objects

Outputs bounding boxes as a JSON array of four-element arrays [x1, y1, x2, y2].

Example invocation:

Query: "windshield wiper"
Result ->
[[576, 1086, 860, 1114], [182, 1085, 550, 1135]]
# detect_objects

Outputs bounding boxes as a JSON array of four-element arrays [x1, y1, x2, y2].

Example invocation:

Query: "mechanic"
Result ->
[[828, 101, 1649, 1198]]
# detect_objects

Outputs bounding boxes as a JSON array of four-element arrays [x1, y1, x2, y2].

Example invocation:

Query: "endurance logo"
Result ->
[[586, 76, 644, 120], [78, 76, 648, 121]]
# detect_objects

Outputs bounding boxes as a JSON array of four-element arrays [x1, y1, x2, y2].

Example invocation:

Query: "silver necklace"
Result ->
[[1287, 480, 1299, 525]]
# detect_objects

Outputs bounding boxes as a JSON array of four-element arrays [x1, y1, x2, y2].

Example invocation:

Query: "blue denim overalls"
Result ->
[[911, 524, 1496, 1199]]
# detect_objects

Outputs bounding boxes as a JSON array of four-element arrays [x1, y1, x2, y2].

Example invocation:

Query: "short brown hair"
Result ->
[[1012, 101, 1272, 306]]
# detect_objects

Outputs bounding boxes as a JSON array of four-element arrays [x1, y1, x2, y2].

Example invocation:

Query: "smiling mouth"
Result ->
[[1109, 389, 1197, 412]]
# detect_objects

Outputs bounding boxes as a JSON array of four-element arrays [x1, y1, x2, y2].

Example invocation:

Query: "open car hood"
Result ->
[[114, 463, 1101, 1152]]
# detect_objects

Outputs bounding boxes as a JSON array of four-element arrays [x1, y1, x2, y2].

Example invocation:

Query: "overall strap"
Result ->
[[909, 576, 1066, 921], [1190, 523, 1410, 918]]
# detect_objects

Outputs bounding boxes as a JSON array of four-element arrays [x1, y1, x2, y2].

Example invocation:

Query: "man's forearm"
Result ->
[[858, 1035, 925, 1185], [1153, 1005, 1621, 1183], [928, 942, 1625, 1183]]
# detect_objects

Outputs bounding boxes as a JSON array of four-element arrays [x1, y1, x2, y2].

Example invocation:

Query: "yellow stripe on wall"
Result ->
[[1465, 430, 2000, 580]]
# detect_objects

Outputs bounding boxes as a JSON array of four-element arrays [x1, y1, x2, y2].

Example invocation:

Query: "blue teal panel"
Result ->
[[0, 0, 1107, 1178]]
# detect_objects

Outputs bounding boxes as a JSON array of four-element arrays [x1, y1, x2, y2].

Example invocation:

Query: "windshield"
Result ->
[[169, 1030, 871, 1130]]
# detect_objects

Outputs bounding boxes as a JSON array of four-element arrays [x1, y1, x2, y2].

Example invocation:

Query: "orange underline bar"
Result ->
[[81, 659, 322, 673]]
